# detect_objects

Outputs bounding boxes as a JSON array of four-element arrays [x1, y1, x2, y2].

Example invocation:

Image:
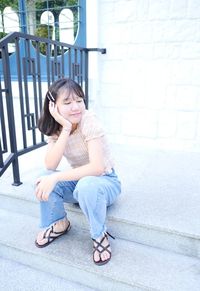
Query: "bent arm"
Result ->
[[45, 128, 70, 170], [45, 101, 73, 170], [53, 137, 105, 181], [35, 138, 105, 201]]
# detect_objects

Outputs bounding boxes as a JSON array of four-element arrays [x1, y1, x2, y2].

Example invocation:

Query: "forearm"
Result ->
[[35, 162, 104, 202], [45, 129, 70, 169], [53, 162, 105, 182]]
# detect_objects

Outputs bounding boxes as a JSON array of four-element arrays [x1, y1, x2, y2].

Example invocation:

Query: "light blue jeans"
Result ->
[[39, 169, 121, 239]]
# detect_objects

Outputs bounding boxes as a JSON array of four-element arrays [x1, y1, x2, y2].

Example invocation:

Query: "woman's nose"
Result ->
[[71, 101, 79, 110]]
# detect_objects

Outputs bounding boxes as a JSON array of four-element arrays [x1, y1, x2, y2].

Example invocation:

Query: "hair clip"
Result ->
[[47, 91, 55, 102]]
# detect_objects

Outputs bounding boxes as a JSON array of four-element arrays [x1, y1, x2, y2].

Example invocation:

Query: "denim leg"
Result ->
[[73, 170, 121, 239], [39, 180, 78, 228]]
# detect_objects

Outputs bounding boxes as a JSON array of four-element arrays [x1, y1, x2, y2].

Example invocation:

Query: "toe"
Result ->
[[93, 250, 101, 263], [101, 250, 111, 262]]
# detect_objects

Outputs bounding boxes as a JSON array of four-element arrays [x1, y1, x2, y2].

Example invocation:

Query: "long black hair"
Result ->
[[37, 78, 85, 136]]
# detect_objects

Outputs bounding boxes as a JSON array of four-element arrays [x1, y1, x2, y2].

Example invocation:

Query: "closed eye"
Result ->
[[63, 98, 83, 105]]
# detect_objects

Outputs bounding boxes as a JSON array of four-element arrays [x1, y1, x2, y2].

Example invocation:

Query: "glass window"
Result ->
[[0, 0, 79, 44]]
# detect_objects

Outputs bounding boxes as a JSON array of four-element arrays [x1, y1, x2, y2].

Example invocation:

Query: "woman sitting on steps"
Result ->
[[34, 78, 121, 266]]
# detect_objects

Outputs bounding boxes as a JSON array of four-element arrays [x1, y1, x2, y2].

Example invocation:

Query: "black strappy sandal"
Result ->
[[92, 232, 115, 266], [35, 221, 71, 248]]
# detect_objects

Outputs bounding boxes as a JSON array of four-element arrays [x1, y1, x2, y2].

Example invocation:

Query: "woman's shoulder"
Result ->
[[80, 109, 99, 126], [82, 109, 96, 119], [79, 109, 105, 140]]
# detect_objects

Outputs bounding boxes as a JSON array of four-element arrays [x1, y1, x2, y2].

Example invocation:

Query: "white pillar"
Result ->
[[86, 0, 99, 109]]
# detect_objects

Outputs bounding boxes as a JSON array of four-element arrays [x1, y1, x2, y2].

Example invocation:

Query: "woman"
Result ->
[[35, 78, 121, 265]]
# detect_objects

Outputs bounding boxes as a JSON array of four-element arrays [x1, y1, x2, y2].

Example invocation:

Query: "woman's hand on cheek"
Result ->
[[35, 174, 58, 201], [49, 101, 72, 130]]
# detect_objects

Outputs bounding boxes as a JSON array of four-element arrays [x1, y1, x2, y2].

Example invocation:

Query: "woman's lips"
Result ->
[[70, 112, 81, 118]]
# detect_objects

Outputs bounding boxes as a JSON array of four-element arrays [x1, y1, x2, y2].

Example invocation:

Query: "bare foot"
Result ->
[[35, 218, 70, 247], [93, 234, 111, 265]]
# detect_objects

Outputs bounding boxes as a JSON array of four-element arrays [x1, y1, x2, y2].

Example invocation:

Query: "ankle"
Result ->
[[54, 218, 69, 231]]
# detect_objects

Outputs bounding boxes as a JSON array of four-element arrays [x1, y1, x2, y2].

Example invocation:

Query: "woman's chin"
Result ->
[[70, 113, 82, 122]]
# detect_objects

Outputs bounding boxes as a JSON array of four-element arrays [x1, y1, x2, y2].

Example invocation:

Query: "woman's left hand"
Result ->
[[35, 174, 58, 201]]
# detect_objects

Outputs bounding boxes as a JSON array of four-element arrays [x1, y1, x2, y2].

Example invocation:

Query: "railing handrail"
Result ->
[[0, 32, 106, 54], [0, 31, 106, 185]]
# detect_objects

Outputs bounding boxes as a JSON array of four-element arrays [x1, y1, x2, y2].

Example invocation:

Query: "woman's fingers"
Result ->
[[35, 185, 49, 201], [49, 101, 56, 115], [35, 186, 42, 201], [35, 178, 47, 201], [48, 101, 72, 130], [35, 175, 55, 201], [49, 102, 63, 124], [35, 177, 41, 186]]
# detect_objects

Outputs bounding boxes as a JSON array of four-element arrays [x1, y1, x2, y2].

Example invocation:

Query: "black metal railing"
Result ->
[[0, 31, 106, 185]]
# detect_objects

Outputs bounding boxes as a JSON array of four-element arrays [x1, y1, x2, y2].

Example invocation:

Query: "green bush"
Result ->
[[35, 24, 53, 39], [0, 31, 7, 39], [33, 24, 53, 55]]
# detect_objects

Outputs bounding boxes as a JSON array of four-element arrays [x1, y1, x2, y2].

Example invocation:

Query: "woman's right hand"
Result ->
[[49, 101, 72, 131]]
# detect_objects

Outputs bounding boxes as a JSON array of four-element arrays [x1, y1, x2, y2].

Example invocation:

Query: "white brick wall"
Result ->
[[87, 0, 200, 152]]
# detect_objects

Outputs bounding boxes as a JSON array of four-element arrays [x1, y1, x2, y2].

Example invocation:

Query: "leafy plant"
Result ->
[[35, 0, 78, 40], [0, 31, 7, 39], [33, 24, 53, 55]]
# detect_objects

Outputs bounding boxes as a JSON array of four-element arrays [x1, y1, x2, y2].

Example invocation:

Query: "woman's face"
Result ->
[[56, 89, 86, 125]]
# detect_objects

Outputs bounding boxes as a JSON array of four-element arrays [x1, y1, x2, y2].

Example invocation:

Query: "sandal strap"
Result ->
[[106, 231, 115, 240], [92, 231, 115, 242], [42, 226, 54, 243], [43, 226, 52, 239], [93, 241, 111, 255], [42, 222, 70, 242], [92, 233, 113, 255]]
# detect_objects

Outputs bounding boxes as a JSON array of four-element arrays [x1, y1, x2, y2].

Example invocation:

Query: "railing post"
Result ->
[[18, 0, 27, 34], [1, 44, 22, 185], [0, 139, 3, 168], [84, 49, 89, 108], [84, 48, 106, 109]]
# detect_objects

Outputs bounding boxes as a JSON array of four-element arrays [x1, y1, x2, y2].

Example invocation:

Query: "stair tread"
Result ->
[[0, 209, 200, 291], [1, 145, 200, 238], [0, 256, 94, 291]]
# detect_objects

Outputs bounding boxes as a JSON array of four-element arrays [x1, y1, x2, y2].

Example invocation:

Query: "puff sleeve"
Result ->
[[81, 111, 104, 142]]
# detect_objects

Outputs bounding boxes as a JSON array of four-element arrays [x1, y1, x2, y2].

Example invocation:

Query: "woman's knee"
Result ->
[[73, 176, 101, 202]]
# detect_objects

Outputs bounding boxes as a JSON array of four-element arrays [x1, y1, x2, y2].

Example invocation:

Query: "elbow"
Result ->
[[45, 165, 57, 171], [44, 161, 57, 171], [93, 164, 105, 176], [44, 156, 58, 171]]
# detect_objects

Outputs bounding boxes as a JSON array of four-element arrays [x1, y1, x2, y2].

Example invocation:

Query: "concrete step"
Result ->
[[0, 256, 95, 291], [1, 145, 200, 259], [0, 208, 200, 291]]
